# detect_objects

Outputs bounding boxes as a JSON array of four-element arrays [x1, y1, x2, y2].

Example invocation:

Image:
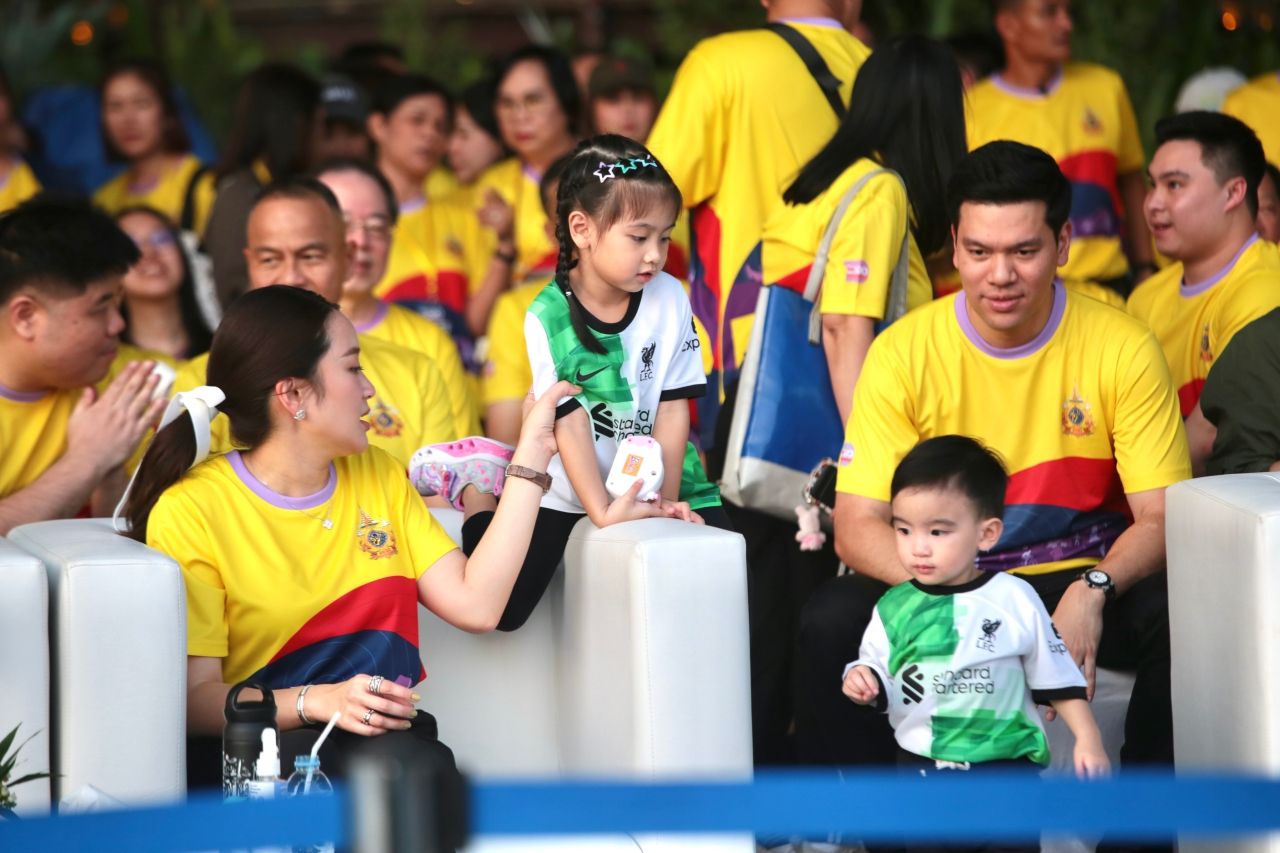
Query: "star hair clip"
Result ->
[[593, 156, 660, 183]]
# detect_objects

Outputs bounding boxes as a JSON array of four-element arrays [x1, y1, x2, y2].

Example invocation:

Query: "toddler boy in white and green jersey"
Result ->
[[843, 435, 1110, 788]]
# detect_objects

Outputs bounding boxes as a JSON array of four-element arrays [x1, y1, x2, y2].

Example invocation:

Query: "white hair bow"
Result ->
[[111, 385, 227, 534]]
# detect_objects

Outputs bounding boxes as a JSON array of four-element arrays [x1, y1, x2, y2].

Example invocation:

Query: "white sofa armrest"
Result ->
[[1167, 473, 1280, 853], [0, 537, 51, 813], [559, 517, 751, 779], [8, 519, 185, 805]]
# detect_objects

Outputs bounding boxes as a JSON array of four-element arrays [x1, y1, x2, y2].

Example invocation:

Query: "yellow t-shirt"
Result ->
[[762, 157, 933, 319], [647, 20, 870, 408], [1222, 72, 1280, 167], [1126, 234, 1280, 416], [0, 344, 173, 500], [147, 446, 456, 687], [425, 168, 459, 204], [837, 285, 1190, 576], [172, 332, 457, 467], [92, 153, 215, 234], [480, 281, 544, 407], [356, 302, 479, 436], [966, 63, 1145, 286], [0, 160, 41, 212], [373, 198, 477, 315], [474, 157, 558, 286]]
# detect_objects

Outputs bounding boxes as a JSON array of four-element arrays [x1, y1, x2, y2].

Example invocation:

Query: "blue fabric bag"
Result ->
[[719, 168, 909, 519]]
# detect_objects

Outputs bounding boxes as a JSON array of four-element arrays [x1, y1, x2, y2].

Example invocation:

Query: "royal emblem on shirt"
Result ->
[[446, 235, 465, 258], [843, 259, 870, 284], [977, 618, 1001, 652], [356, 508, 398, 560], [369, 399, 404, 438], [1199, 322, 1214, 363], [1083, 107, 1103, 135], [1061, 385, 1095, 436]]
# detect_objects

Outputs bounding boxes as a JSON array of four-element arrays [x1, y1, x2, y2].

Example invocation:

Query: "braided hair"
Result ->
[[552, 134, 682, 354]]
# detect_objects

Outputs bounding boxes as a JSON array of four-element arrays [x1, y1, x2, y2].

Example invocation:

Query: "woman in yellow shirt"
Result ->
[[93, 60, 208, 230], [767, 36, 967, 425], [123, 285, 569, 778]]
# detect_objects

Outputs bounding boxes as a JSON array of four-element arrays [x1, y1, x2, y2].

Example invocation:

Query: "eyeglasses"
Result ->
[[343, 215, 394, 242], [131, 229, 176, 252]]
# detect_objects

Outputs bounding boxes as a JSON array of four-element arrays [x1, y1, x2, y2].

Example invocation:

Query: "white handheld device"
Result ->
[[605, 436, 665, 503]]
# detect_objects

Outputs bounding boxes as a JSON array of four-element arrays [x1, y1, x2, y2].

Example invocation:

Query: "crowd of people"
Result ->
[[2, 0, 1280, 849]]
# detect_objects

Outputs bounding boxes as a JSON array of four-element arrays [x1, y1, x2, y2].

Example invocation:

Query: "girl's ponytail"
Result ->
[[121, 411, 200, 542]]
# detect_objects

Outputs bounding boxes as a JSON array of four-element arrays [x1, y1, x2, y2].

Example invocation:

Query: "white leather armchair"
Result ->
[[1167, 472, 1280, 853], [5, 510, 753, 852], [7, 518, 186, 807], [0, 537, 51, 814]]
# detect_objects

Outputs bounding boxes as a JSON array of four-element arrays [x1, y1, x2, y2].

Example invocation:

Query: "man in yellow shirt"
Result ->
[[1222, 71, 1280, 167], [967, 0, 1155, 303], [647, 0, 868, 767], [0, 197, 166, 533], [316, 158, 479, 437], [173, 178, 456, 465], [797, 144, 1188, 802], [1128, 111, 1280, 475], [647, 0, 868, 446]]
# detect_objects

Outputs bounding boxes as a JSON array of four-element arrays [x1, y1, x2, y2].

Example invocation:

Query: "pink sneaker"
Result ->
[[409, 437, 515, 511]]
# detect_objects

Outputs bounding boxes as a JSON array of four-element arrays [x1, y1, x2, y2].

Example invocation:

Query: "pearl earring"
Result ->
[[294, 408, 307, 421]]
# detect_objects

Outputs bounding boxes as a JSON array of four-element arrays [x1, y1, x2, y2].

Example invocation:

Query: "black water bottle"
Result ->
[[223, 681, 278, 799]]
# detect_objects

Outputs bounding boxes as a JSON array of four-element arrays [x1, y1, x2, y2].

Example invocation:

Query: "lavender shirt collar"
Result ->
[[352, 301, 389, 333], [990, 68, 1065, 99], [955, 281, 1067, 360], [777, 16, 845, 29], [228, 450, 336, 510], [1180, 233, 1259, 298], [0, 381, 49, 403]]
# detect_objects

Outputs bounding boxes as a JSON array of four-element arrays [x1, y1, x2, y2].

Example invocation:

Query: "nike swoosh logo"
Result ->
[[574, 366, 609, 383]]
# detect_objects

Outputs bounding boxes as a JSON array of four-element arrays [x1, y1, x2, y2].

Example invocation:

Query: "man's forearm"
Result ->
[[835, 510, 910, 585], [0, 452, 104, 535], [1097, 511, 1166, 594]]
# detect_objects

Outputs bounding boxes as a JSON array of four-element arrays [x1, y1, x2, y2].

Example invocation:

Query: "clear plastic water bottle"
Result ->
[[286, 755, 334, 853]]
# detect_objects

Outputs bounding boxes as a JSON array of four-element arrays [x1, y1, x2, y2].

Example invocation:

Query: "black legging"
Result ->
[[463, 504, 734, 632]]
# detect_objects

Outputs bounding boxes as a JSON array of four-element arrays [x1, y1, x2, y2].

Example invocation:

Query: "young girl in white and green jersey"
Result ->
[[412, 135, 728, 632]]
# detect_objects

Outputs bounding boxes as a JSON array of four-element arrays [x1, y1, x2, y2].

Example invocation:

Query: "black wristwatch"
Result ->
[[1080, 568, 1116, 602]]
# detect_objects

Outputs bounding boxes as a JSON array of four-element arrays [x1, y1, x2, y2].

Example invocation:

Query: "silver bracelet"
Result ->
[[297, 684, 315, 726]]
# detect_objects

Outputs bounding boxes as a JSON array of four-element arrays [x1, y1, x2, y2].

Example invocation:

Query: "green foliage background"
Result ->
[[2, 0, 1277, 157]]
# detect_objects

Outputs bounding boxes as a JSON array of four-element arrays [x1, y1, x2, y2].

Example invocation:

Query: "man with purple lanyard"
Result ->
[[797, 141, 1189, 853]]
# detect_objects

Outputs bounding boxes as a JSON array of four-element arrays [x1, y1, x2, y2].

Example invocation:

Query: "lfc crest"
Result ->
[[356, 508, 398, 559], [369, 399, 404, 437], [1062, 385, 1095, 436]]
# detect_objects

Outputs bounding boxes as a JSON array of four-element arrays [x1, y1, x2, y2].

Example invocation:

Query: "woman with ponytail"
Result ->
[[410, 135, 730, 635], [123, 284, 570, 783]]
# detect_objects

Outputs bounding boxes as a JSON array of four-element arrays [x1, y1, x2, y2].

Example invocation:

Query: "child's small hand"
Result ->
[[602, 480, 667, 526], [1073, 737, 1111, 779], [657, 498, 703, 524], [842, 665, 880, 705]]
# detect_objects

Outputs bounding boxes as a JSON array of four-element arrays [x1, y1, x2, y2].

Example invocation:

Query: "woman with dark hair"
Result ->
[[115, 206, 213, 360], [447, 78, 507, 193], [367, 73, 455, 205], [202, 64, 322, 308], [474, 45, 581, 289], [122, 284, 572, 783], [94, 60, 210, 230], [763, 35, 967, 425]]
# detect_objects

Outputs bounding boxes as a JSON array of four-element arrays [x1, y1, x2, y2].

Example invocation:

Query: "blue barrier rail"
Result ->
[[2, 771, 1279, 851]]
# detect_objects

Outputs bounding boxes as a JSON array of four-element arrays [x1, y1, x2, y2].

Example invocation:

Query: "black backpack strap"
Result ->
[[765, 23, 847, 120], [179, 164, 212, 232]]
